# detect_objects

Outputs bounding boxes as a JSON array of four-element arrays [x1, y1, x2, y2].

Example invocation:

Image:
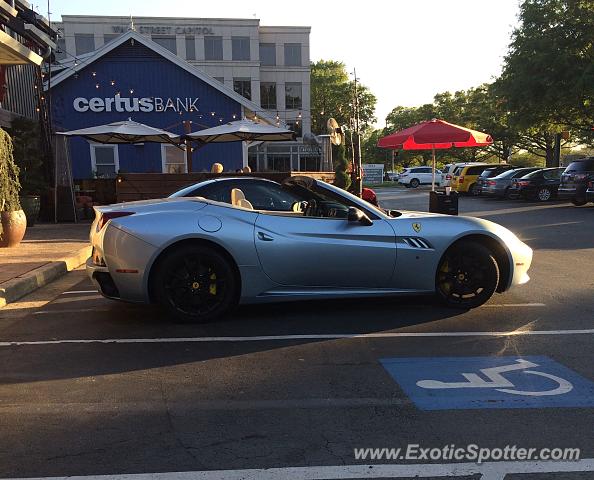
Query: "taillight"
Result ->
[[574, 173, 588, 181], [487, 180, 496, 186], [446, 174, 452, 180], [97, 211, 135, 232], [459, 176, 464, 183], [517, 181, 530, 187]]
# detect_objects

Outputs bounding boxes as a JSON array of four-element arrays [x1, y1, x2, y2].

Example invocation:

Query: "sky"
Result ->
[[42, 0, 521, 126]]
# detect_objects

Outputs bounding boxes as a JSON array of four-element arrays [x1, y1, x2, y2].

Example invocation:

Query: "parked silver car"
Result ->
[[87, 176, 533, 323], [482, 167, 541, 199]]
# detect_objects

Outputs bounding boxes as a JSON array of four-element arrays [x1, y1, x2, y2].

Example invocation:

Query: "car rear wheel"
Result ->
[[469, 183, 479, 196], [536, 187, 552, 202], [436, 241, 499, 309], [153, 245, 238, 323], [410, 178, 420, 188]]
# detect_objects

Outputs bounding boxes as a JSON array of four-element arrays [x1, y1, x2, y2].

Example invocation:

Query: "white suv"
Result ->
[[398, 167, 441, 188]]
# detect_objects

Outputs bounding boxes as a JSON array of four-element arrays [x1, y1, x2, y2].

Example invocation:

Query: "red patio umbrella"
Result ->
[[378, 119, 493, 190]]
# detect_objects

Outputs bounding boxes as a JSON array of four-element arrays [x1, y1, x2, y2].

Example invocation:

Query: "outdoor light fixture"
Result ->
[[92, 72, 96, 77], [129, 88, 134, 94], [110, 80, 115, 86], [95, 83, 99, 89]]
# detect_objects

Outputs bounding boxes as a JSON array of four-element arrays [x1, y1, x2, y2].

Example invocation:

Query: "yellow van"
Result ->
[[453, 163, 490, 194]]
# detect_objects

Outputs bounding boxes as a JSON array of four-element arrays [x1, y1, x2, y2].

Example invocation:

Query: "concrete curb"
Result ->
[[0, 245, 92, 308]]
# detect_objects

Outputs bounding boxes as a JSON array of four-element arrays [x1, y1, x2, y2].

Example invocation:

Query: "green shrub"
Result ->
[[0, 128, 21, 212], [333, 143, 351, 190]]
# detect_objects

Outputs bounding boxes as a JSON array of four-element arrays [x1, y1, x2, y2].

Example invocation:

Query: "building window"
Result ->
[[232, 36, 250, 61], [285, 82, 302, 109], [286, 121, 303, 138], [260, 43, 276, 66], [233, 78, 251, 101], [204, 36, 223, 60], [75, 34, 95, 55], [185, 36, 196, 60], [260, 82, 277, 110], [103, 34, 119, 45], [152, 36, 177, 54], [161, 145, 187, 174], [90, 144, 119, 178], [55, 37, 67, 61], [284, 43, 301, 66]]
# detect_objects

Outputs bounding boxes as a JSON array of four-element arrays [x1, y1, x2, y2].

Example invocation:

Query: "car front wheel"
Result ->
[[436, 241, 499, 309], [152, 245, 238, 323], [410, 178, 420, 188], [571, 198, 587, 206]]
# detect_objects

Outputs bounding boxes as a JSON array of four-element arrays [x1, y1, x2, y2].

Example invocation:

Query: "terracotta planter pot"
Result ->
[[0, 210, 27, 248]]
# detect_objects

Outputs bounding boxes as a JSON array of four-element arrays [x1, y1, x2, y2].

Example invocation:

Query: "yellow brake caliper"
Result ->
[[209, 272, 217, 295]]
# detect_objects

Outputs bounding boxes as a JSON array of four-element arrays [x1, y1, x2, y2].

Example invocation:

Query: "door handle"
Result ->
[[257, 232, 274, 241]]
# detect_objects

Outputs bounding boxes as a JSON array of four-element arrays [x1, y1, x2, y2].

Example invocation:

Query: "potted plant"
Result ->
[[0, 128, 26, 247], [10, 118, 44, 226]]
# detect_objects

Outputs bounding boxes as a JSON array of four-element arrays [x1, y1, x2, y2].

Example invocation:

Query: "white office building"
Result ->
[[53, 16, 321, 171]]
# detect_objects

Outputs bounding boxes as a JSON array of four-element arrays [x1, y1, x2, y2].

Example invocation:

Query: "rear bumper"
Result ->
[[86, 258, 121, 300], [558, 186, 586, 200]]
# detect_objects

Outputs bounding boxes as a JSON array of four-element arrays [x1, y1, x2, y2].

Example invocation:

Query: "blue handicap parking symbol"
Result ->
[[380, 356, 594, 410]]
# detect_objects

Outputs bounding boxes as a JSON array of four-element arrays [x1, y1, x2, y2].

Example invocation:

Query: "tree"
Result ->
[[495, 0, 594, 165], [310, 60, 377, 135]]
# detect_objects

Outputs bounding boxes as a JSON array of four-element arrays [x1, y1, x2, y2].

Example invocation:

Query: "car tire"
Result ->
[[469, 183, 479, 196], [152, 244, 239, 323], [410, 178, 420, 188], [571, 198, 587, 206], [503, 188, 514, 200], [435, 241, 499, 309], [536, 187, 552, 202]]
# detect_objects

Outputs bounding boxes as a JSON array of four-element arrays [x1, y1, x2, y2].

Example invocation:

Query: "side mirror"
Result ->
[[347, 207, 373, 226]]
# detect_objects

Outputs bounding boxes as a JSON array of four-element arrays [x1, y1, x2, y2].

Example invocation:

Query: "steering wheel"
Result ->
[[304, 199, 318, 217]]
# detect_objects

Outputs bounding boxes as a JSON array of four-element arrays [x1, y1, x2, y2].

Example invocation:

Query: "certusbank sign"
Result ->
[[73, 96, 200, 113]]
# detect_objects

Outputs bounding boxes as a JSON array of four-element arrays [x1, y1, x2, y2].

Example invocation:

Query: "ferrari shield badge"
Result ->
[[412, 222, 422, 233]]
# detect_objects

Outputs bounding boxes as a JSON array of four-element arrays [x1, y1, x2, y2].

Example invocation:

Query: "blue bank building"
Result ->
[[49, 30, 275, 179]]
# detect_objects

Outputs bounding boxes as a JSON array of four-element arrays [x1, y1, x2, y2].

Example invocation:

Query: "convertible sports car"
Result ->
[[87, 176, 533, 323]]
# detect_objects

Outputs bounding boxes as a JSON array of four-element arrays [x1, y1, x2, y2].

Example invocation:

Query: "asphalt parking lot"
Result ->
[[1, 188, 593, 480]]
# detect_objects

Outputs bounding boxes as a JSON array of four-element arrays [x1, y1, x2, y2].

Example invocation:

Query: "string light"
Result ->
[[129, 88, 134, 94], [110, 80, 115, 86], [95, 83, 100, 89], [92, 71, 96, 77]]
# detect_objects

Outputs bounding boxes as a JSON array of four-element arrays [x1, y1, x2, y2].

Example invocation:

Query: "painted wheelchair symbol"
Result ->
[[416, 359, 573, 396]]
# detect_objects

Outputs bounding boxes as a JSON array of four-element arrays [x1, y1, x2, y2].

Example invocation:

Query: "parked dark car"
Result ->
[[475, 164, 515, 196], [482, 167, 541, 199], [508, 167, 565, 201], [586, 179, 594, 204], [558, 157, 594, 206]]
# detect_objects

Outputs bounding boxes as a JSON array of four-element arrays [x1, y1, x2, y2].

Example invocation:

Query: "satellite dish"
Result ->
[[327, 118, 342, 146]]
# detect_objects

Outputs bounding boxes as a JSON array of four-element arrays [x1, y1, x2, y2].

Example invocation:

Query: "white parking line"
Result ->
[[2, 328, 594, 347], [61, 290, 99, 295], [31, 303, 546, 316], [4, 458, 593, 480], [482, 303, 546, 308]]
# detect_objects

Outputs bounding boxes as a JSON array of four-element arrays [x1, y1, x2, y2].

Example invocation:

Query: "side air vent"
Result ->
[[401, 237, 433, 249]]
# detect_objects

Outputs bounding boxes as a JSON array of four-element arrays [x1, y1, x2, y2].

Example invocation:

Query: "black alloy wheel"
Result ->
[[436, 241, 499, 309], [153, 245, 238, 323]]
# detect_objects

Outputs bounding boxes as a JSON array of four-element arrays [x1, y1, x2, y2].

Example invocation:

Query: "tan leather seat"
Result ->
[[230, 188, 254, 210]]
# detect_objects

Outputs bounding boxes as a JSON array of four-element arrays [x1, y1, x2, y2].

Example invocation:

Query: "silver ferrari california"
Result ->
[[87, 176, 532, 323]]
